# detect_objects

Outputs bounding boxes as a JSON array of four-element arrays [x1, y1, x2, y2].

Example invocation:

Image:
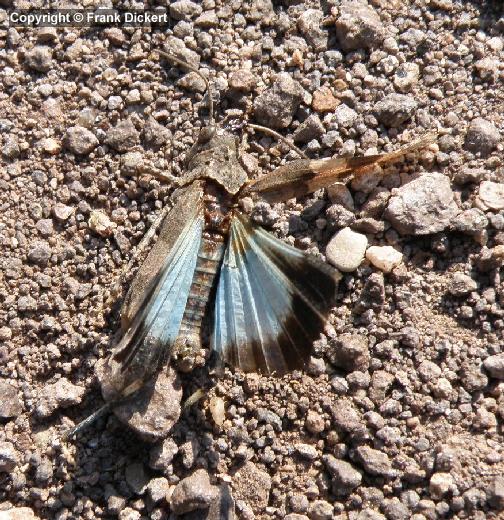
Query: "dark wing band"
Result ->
[[211, 213, 341, 375]]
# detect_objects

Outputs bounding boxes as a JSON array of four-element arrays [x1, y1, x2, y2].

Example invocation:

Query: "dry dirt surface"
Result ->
[[1, 1, 504, 519]]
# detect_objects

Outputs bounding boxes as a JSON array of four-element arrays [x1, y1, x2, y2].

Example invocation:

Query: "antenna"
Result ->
[[156, 49, 215, 126]]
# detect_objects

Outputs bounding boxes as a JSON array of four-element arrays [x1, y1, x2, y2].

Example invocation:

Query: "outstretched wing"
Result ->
[[211, 213, 341, 375], [243, 133, 436, 203], [103, 184, 204, 399]]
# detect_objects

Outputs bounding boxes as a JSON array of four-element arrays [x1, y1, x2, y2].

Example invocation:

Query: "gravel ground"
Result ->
[[1, 0, 504, 519]]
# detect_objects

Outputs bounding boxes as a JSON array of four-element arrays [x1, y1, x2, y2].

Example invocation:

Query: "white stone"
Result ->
[[429, 472, 454, 499], [326, 227, 367, 272], [366, 245, 403, 273], [479, 181, 504, 211]]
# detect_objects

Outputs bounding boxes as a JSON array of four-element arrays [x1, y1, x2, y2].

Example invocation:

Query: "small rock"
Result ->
[[146, 477, 170, 503], [312, 86, 339, 113], [330, 399, 366, 436], [355, 446, 396, 478], [36, 219, 53, 237], [429, 472, 453, 499], [103, 27, 126, 46], [295, 443, 318, 461], [163, 36, 200, 69], [479, 181, 504, 210], [293, 114, 324, 144], [64, 126, 98, 155], [298, 9, 328, 51], [89, 211, 117, 238], [27, 240, 51, 266], [177, 71, 207, 93], [334, 104, 358, 128], [453, 208, 488, 236], [417, 360, 442, 382], [25, 46, 53, 72], [149, 438, 179, 473], [0, 508, 38, 520], [143, 118, 171, 149], [305, 410, 325, 434], [169, 0, 202, 20], [0, 442, 18, 472], [309, 500, 333, 520], [40, 137, 61, 154], [125, 462, 149, 495], [483, 354, 504, 380], [465, 118, 500, 155], [171, 469, 218, 514], [326, 227, 367, 272], [330, 333, 369, 371], [52, 203, 74, 222], [229, 69, 256, 92], [385, 173, 458, 235], [323, 455, 362, 494], [35, 378, 85, 418], [355, 272, 385, 311], [254, 73, 304, 129], [487, 476, 504, 510], [394, 63, 420, 92], [105, 119, 140, 152], [336, 1, 385, 50], [366, 246, 403, 273], [99, 365, 182, 442], [0, 380, 23, 418], [326, 203, 355, 229], [448, 272, 478, 296], [233, 461, 271, 511], [374, 94, 417, 127]]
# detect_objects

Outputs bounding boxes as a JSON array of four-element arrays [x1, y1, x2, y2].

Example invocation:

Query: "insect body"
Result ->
[[67, 50, 434, 438]]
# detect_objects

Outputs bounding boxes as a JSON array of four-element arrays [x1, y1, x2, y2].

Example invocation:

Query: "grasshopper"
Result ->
[[66, 50, 434, 439]]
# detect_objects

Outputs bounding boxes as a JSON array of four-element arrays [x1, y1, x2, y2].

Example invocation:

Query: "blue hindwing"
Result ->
[[211, 213, 339, 375]]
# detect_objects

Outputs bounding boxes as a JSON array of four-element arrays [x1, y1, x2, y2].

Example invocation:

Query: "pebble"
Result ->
[[293, 114, 324, 144], [233, 461, 271, 511], [295, 443, 318, 461], [0, 380, 23, 418], [25, 45, 53, 72], [326, 227, 367, 272], [478, 181, 504, 210], [354, 446, 396, 478], [335, 1, 385, 50], [64, 126, 98, 155], [99, 365, 182, 442], [0, 508, 38, 520], [309, 500, 333, 520], [0, 441, 18, 472], [330, 333, 370, 371], [146, 477, 170, 503], [229, 69, 256, 92], [312, 86, 339, 113], [105, 119, 140, 152], [385, 173, 458, 235], [334, 104, 358, 128], [209, 396, 225, 426], [487, 476, 504, 510], [483, 354, 504, 380], [393, 63, 420, 92], [305, 410, 325, 434], [429, 472, 453, 499], [464, 118, 500, 155], [35, 378, 85, 418], [453, 208, 488, 236], [143, 118, 171, 149], [52, 203, 74, 221], [323, 455, 362, 494], [89, 210, 117, 238], [298, 9, 328, 51], [171, 469, 218, 514], [253, 73, 304, 129], [40, 137, 60, 154], [448, 272, 478, 296], [36, 219, 53, 237], [169, 0, 202, 21], [374, 94, 417, 127], [417, 360, 442, 382], [366, 246, 403, 273], [149, 438, 179, 473]]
